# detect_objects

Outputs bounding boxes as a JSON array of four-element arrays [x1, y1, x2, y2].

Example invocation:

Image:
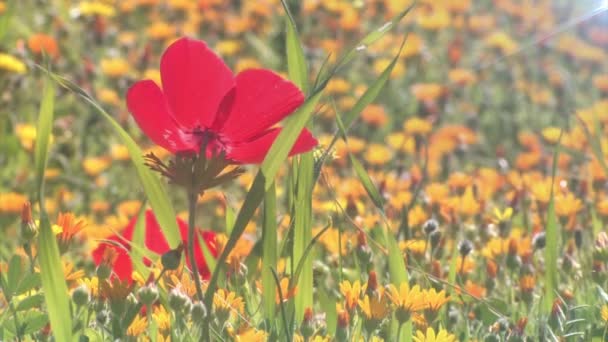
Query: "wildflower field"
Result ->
[[3, 0, 608, 341]]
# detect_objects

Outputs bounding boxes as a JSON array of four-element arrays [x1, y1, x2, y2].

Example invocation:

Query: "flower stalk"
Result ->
[[188, 188, 204, 302]]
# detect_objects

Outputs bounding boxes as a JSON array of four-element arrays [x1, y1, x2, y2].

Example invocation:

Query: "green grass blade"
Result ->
[[282, 0, 308, 93], [271, 268, 292, 341], [262, 183, 278, 320], [260, 90, 323, 190], [314, 3, 414, 88], [197, 233, 217, 274], [0, 0, 15, 43], [34, 75, 73, 342], [204, 173, 267, 306], [293, 152, 314, 323], [351, 154, 385, 210], [290, 221, 331, 290], [314, 38, 405, 179], [34, 76, 55, 198], [340, 4, 414, 67], [45, 71, 182, 248], [542, 139, 562, 315], [129, 205, 149, 279]]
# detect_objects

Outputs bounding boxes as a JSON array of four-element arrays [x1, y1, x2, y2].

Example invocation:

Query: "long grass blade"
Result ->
[[262, 183, 278, 320], [44, 70, 182, 249], [34, 75, 73, 342]]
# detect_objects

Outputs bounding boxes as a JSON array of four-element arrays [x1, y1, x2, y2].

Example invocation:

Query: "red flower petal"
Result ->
[[126, 80, 199, 153], [227, 127, 317, 164], [92, 210, 218, 282], [219, 69, 304, 142], [91, 236, 133, 281], [160, 37, 235, 130]]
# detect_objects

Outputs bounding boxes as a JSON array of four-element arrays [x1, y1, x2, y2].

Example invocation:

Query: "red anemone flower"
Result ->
[[126, 37, 317, 164], [92, 210, 217, 282]]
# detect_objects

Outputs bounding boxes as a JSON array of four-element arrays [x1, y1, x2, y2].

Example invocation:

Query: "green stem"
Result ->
[[188, 190, 204, 302], [10, 301, 22, 342], [396, 322, 404, 342], [24, 243, 35, 274]]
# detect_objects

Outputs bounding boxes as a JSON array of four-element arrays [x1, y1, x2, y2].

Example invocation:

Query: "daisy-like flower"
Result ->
[[413, 327, 456, 342], [55, 212, 86, 253], [126, 37, 317, 164], [423, 288, 450, 322], [386, 283, 426, 323], [340, 280, 366, 312], [213, 288, 245, 321]]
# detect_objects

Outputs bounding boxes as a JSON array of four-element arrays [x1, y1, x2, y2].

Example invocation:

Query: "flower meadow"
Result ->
[[2, 0, 608, 341]]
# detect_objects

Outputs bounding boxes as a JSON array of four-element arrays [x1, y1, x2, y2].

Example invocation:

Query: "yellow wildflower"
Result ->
[[413, 327, 456, 342], [0, 53, 27, 74], [78, 1, 115, 17], [386, 283, 426, 322], [0, 192, 28, 214], [127, 315, 147, 337], [100, 58, 130, 78], [82, 157, 110, 176], [404, 117, 433, 136], [340, 280, 366, 312]]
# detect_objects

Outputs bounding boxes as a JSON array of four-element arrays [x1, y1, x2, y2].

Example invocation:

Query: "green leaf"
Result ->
[[15, 274, 41, 295], [34, 75, 73, 342], [282, 0, 308, 93], [262, 183, 278, 320], [6, 255, 22, 296], [543, 138, 562, 315], [16, 293, 45, 311], [21, 311, 49, 335], [45, 71, 182, 248]]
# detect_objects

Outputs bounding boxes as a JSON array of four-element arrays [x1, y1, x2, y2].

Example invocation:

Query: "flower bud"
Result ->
[[161, 244, 183, 271], [429, 230, 442, 250], [336, 310, 350, 341], [168, 288, 191, 314], [21, 201, 38, 241], [96, 310, 110, 325], [356, 231, 373, 268], [458, 239, 473, 257], [300, 307, 314, 339], [191, 301, 207, 321], [423, 219, 438, 235], [137, 284, 159, 306], [96, 264, 112, 280], [72, 285, 90, 307], [532, 232, 546, 250]]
